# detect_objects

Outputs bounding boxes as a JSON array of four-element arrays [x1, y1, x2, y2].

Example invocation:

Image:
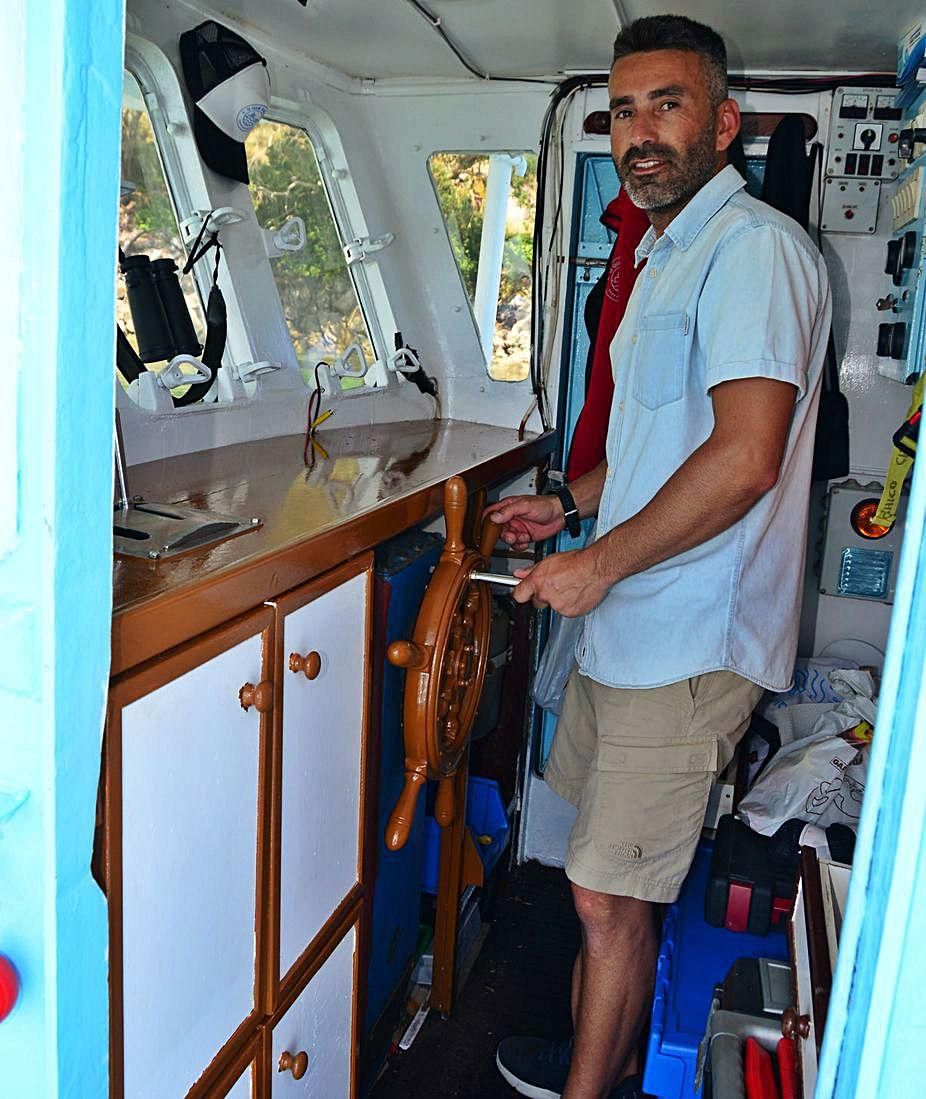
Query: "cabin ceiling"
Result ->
[[204, 0, 917, 81]]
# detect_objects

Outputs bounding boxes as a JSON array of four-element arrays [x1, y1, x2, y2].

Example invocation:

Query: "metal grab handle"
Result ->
[[469, 571, 519, 587], [157, 354, 212, 390]]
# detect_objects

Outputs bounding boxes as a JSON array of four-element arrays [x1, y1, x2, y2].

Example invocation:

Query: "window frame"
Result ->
[[257, 105, 399, 394], [121, 43, 245, 407], [122, 38, 401, 409], [119, 66, 209, 383], [246, 109, 392, 393], [426, 148, 537, 384], [122, 47, 212, 331]]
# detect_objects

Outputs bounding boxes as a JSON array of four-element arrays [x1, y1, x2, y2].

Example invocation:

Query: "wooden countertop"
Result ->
[[112, 419, 553, 677]]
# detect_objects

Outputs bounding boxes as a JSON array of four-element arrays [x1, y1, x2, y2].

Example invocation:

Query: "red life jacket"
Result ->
[[566, 189, 649, 481]]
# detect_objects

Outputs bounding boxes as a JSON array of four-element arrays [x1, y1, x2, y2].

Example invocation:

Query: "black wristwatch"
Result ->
[[551, 484, 581, 538]]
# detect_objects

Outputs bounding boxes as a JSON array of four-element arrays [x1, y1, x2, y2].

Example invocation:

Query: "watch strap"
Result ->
[[553, 484, 581, 538]]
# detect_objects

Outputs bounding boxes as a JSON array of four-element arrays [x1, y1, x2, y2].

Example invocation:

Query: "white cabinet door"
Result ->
[[117, 616, 269, 1099], [272, 928, 357, 1098], [278, 569, 367, 980]]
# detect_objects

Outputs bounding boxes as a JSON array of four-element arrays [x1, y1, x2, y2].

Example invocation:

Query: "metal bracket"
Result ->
[[179, 207, 245, 244], [261, 215, 307, 259], [330, 343, 370, 379], [342, 233, 394, 265]]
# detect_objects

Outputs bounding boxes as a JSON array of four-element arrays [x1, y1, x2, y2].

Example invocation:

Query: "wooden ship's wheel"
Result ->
[[385, 475, 501, 851]]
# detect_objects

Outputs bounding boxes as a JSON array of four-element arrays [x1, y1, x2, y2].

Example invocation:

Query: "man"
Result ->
[[493, 15, 831, 1099]]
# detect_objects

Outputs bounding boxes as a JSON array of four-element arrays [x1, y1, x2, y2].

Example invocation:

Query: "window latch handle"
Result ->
[[343, 233, 394, 265]]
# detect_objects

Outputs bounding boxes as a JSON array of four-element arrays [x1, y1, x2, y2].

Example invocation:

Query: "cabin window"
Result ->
[[246, 120, 376, 389], [118, 69, 206, 393], [428, 152, 537, 383]]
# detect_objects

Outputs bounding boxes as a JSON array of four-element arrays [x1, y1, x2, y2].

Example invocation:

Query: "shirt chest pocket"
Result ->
[[632, 311, 690, 410]]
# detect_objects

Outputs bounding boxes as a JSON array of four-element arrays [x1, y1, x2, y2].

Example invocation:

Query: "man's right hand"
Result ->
[[486, 494, 565, 550]]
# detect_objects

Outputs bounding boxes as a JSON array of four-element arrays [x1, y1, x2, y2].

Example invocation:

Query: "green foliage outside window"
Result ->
[[429, 152, 537, 382], [247, 122, 374, 379]]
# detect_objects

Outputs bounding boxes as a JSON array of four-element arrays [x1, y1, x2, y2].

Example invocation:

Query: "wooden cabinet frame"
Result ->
[[104, 552, 373, 1099], [265, 555, 373, 1011], [188, 1036, 262, 1099], [104, 606, 276, 1099], [263, 904, 364, 1098]]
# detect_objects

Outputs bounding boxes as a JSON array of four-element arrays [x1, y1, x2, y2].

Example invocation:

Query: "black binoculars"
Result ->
[[121, 253, 202, 363]]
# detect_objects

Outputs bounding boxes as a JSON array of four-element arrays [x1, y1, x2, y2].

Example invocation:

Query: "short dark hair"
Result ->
[[612, 15, 728, 106]]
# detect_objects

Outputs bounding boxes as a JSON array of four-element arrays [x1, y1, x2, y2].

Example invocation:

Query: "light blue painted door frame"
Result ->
[[0, 0, 123, 1094]]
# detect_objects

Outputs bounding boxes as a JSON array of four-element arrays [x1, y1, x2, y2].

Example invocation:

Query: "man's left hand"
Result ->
[[512, 547, 610, 617]]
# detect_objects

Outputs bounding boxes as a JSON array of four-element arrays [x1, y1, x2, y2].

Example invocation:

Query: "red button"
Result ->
[[0, 955, 20, 1022]]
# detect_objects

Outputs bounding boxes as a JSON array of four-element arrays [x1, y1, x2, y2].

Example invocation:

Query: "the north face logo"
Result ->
[[609, 841, 643, 860]]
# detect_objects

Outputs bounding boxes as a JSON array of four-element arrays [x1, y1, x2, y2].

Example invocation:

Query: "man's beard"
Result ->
[[615, 129, 718, 215]]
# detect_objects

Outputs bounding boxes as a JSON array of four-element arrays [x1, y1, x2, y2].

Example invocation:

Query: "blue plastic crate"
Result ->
[[420, 776, 509, 894], [643, 840, 790, 1099]]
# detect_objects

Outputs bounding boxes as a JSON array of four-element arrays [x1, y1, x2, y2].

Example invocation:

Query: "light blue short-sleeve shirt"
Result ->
[[576, 165, 832, 692]]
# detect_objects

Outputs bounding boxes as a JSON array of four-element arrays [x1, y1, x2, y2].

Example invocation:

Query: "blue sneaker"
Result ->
[[495, 1037, 572, 1098], [496, 1036, 647, 1098]]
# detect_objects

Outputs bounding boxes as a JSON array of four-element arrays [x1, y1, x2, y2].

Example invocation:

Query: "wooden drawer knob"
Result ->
[[238, 680, 274, 713], [781, 1006, 811, 1040], [289, 650, 321, 679], [278, 1050, 309, 1079]]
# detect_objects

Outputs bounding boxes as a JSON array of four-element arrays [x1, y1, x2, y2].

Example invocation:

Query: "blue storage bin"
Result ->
[[643, 840, 789, 1099], [420, 776, 509, 894]]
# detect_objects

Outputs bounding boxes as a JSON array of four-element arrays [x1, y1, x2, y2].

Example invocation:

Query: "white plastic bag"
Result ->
[[739, 671, 875, 837], [768, 702, 835, 747], [740, 664, 876, 834], [532, 611, 582, 714], [737, 730, 867, 835]]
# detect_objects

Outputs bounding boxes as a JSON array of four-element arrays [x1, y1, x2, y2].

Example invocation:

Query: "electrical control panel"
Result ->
[[821, 177, 881, 234], [824, 87, 903, 182]]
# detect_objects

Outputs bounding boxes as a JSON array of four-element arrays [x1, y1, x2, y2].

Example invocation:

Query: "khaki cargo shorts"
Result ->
[[545, 670, 764, 904]]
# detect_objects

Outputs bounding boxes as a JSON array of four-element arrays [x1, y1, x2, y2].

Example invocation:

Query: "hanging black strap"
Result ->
[[115, 324, 147, 384], [182, 214, 220, 274], [172, 241, 226, 407]]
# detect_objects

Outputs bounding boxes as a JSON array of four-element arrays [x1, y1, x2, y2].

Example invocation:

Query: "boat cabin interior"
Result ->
[[5, 0, 926, 1096]]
